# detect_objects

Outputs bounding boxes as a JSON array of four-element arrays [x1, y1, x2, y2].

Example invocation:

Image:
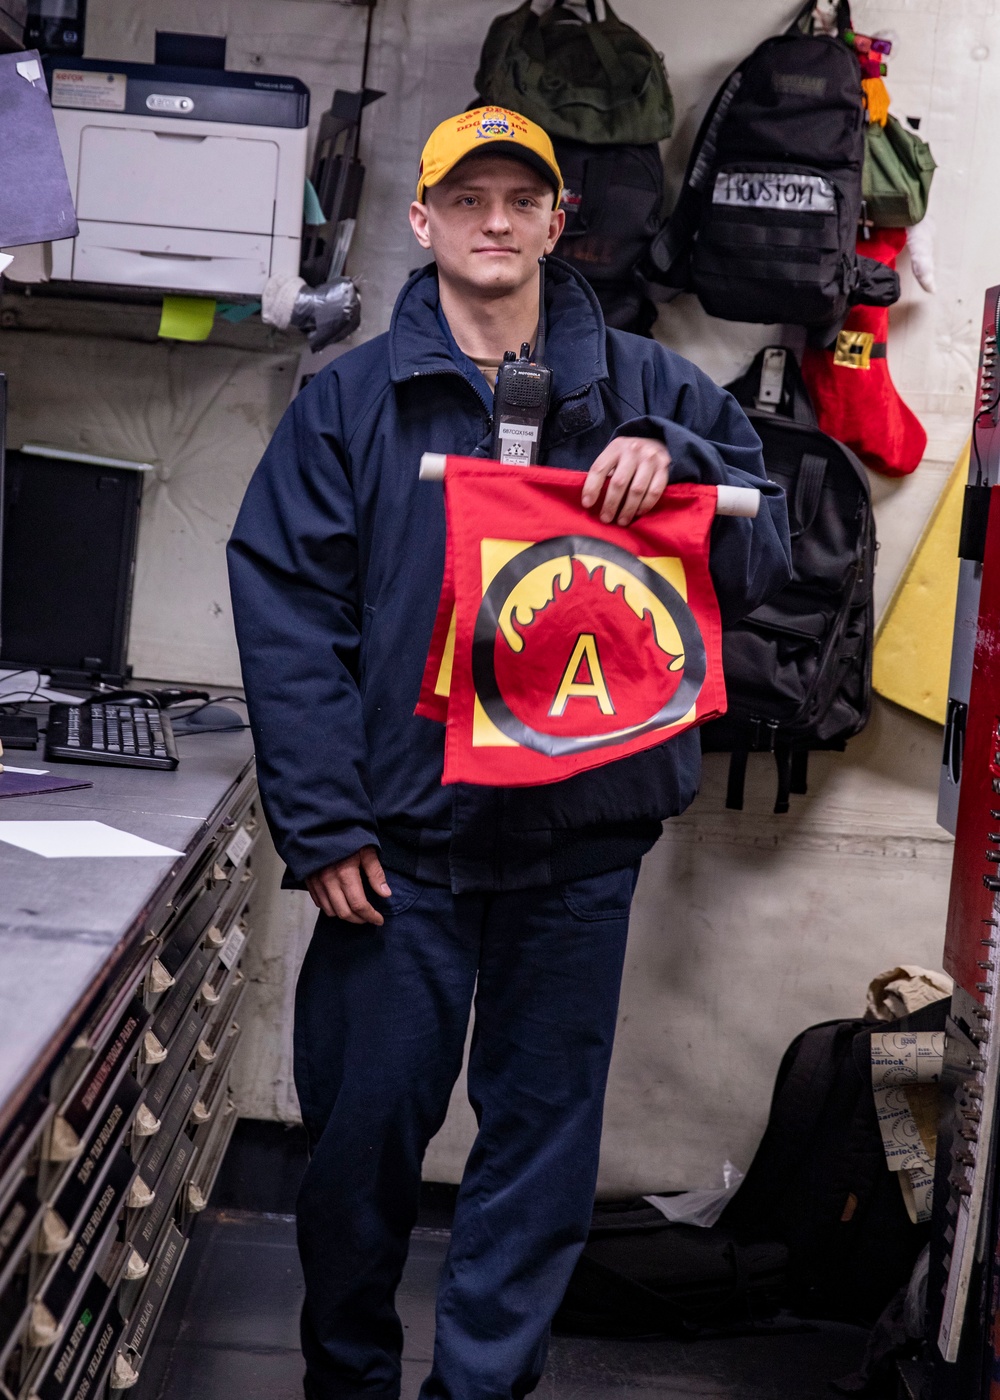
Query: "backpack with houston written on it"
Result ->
[[699, 346, 875, 813], [650, 0, 899, 340]]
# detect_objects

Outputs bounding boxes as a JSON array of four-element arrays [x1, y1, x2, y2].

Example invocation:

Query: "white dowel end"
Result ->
[[419, 452, 447, 481], [715, 485, 760, 518]]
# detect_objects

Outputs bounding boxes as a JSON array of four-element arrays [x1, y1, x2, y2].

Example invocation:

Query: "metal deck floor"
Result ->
[[138, 1206, 870, 1400]]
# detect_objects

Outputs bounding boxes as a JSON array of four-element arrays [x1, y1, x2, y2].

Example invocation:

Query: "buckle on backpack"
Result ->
[[750, 717, 779, 752], [833, 329, 875, 370]]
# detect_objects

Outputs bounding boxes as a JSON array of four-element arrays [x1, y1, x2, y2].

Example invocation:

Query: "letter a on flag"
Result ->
[[416, 456, 728, 786]]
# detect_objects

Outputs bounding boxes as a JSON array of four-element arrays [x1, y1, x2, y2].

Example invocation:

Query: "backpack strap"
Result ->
[[788, 0, 853, 36], [773, 743, 793, 814], [533, 1, 633, 107], [793, 453, 828, 533], [574, 152, 613, 233], [648, 64, 743, 288], [555, 0, 600, 18], [790, 748, 810, 796], [725, 750, 749, 811], [725, 347, 818, 428]]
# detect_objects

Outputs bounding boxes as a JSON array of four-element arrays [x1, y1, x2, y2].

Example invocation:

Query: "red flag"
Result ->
[[417, 456, 727, 787]]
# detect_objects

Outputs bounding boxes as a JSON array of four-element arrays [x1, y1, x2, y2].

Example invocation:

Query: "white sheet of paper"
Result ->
[[0, 821, 183, 859], [1, 766, 49, 775]]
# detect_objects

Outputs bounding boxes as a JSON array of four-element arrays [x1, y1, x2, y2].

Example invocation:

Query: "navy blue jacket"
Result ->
[[227, 260, 791, 892]]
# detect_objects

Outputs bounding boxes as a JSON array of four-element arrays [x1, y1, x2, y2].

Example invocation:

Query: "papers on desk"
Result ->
[[0, 821, 182, 858]]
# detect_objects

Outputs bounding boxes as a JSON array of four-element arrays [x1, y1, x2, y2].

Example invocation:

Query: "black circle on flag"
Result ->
[[472, 535, 707, 758]]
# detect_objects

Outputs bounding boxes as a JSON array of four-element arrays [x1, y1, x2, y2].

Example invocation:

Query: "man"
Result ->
[[228, 106, 790, 1400]]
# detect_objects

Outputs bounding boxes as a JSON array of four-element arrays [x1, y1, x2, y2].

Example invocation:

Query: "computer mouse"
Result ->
[[185, 703, 244, 730]]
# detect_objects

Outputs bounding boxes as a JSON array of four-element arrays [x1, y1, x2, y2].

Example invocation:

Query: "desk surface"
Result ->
[[0, 729, 255, 1134]]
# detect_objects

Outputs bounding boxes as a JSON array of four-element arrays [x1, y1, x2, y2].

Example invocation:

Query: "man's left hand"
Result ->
[[581, 436, 671, 527]]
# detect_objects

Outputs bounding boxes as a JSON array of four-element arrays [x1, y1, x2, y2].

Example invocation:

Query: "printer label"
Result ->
[[52, 69, 127, 112]]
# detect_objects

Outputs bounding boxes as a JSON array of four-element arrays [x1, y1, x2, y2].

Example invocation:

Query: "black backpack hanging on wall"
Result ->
[[699, 347, 875, 813], [551, 137, 664, 334], [650, 0, 899, 341], [475, 0, 673, 335]]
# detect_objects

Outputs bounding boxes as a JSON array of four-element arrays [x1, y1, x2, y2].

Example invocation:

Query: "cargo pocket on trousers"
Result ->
[[561, 864, 639, 922]]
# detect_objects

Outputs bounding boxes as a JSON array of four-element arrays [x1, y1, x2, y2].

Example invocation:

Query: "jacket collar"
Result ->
[[388, 257, 609, 413]]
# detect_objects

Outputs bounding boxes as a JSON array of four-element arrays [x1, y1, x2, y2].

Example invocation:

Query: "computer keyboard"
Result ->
[[45, 702, 179, 770]]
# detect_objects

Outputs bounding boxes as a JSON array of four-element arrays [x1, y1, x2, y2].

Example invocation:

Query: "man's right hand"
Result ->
[[306, 845, 391, 927]]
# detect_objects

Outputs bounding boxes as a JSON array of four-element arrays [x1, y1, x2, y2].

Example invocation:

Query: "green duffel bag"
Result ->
[[862, 114, 936, 227], [474, 0, 673, 146]]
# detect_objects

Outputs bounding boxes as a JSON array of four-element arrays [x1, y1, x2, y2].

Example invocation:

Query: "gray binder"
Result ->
[[0, 48, 77, 246]]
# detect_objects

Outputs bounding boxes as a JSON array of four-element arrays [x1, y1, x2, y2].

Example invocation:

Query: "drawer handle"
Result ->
[[37, 1208, 70, 1254], [133, 1105, 161, 1138], [28, 1301, 61, 1348], [205, 924, 225, 948], [196, 1039, 216, 1065], [149, 959, 175, 995], [110, 1352, 140, 1390], [138, 248, 213, 262], [187, 1182, 208, 1213], [123, 1249, 149, 1281], [191, 1099, 212, 1124], [128, 1176, 155, 1210], [200, 982, 220, 1006], [47, 1115, 82, 1162], [142, 1030, 167, 1065]]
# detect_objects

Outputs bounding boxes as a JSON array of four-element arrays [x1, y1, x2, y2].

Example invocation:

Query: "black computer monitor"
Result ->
[[0, 446, 143, 687]]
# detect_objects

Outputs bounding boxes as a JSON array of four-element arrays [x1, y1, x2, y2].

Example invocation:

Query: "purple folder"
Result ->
[[0, 770, 93, 799]]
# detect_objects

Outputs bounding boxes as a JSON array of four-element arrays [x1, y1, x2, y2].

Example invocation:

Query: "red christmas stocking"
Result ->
[[801, 228, 926, 477]]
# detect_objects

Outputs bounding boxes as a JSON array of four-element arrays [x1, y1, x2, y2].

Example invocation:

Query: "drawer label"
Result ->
[[44, 1150, 134, 1320], [55, 1074, 142, 1228], [224, 825, 253, 868], [62, 999, 149, 1136], [52, 69, 127, 111], [219, 926, 246, 971]]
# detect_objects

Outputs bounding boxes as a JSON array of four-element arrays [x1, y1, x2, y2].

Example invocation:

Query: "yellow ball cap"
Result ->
[[417, 106, 562, 204]]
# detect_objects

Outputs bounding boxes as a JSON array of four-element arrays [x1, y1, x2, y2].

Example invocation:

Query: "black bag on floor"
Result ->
[[719, 1000, 947, 1327], [554, 1200, 788, 1337], [552, 137, 663, 334], [699, 346, 875, 813], [650, 0, 899, 340]]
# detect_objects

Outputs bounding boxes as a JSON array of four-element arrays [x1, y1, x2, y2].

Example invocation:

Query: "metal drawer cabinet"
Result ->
[[0, 770, 260, 1400]]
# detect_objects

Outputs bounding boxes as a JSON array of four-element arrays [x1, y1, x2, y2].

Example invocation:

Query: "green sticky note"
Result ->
[[158, 296, 216, 342]]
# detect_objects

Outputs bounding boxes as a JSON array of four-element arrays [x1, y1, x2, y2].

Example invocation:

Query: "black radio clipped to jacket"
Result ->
[[489, 258, 552, 466]]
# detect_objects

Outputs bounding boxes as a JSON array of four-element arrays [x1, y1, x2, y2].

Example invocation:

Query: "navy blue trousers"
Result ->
[[293, 863, 638, 1400]]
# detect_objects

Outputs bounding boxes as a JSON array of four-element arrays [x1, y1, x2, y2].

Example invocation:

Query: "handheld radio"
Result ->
[[489, 258, 552, 466]]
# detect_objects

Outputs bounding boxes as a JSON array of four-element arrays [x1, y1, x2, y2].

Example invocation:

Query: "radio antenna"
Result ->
[[534, 257, 547, 364]]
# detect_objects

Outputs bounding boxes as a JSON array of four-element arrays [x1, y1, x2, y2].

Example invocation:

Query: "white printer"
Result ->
[[45, 56, 309, 296]]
